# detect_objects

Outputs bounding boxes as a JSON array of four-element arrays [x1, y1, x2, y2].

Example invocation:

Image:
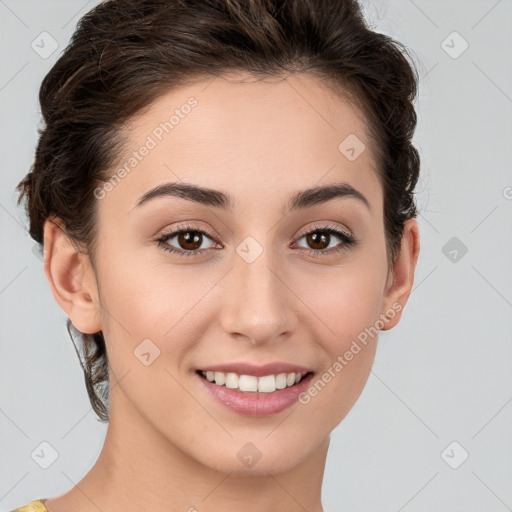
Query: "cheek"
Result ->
[[96, 236, 207, 331], [302, 260, 385, 350], [95, 258, 206, 423], [294, 280, 381, 434], [292, 259, 384, 423], [94, 244, 219, 381]]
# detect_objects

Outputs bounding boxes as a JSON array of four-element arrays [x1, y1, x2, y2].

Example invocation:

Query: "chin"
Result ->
[[189, 435, 319, 476]]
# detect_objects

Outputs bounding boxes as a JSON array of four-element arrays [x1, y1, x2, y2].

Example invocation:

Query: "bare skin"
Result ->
[[42, 72, 419, 512]]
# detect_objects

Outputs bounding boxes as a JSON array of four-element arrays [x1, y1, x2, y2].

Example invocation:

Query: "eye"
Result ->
[[155, 223, 357, 259], [155, 224, 221, 258], [293, 225, 357, 257]]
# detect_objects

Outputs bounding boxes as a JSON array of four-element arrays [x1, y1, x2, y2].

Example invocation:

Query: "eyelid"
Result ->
[[155, 221, 357, 258], [295, 222, 354, 240], [158, 222, 221, 244], [157, 221, 353, 244]]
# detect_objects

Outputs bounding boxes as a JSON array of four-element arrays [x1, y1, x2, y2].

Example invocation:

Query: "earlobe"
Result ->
[[43, 216, 102, 334], [380, 218, 420, 331]]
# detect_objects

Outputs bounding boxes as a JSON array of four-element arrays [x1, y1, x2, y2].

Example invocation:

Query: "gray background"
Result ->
[[1, 0, 511, 511]]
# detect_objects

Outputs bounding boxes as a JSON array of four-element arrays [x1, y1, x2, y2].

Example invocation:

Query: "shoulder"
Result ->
[[9, 499, 49, 512]]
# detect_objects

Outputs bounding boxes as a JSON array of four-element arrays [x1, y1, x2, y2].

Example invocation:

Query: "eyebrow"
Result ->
[[132, 181, 371, 214]]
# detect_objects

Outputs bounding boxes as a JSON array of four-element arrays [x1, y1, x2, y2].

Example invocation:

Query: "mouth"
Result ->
[[196, 369, 314, 393], [194, 361, 316, 416]]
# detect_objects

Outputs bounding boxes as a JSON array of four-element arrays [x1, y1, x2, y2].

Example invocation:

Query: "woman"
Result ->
[[13, 0, 420, 510]]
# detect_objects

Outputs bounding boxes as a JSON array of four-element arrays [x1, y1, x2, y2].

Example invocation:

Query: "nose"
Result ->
[[218, 241, 298, 346]]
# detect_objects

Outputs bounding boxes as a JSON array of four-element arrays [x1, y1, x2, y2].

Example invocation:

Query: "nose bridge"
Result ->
[[219, 236, 295, 344]]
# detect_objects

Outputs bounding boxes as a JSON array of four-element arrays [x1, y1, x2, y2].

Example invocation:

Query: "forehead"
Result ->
[[107, 71, 382, 215]]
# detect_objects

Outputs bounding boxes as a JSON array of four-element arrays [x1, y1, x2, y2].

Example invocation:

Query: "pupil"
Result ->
[[308, 232, 329, 250], [175, 230, 331, 251], [179, 231, 201, 250]]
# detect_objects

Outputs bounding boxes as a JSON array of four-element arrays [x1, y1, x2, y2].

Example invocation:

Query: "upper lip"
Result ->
[[198, 362, 312, 377]]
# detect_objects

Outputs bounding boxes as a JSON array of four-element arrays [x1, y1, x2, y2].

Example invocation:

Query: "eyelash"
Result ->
[[155, 223, 358, 259]]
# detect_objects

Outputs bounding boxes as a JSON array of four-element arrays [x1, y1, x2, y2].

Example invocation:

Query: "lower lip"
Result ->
[[196, 371, 315, 417]]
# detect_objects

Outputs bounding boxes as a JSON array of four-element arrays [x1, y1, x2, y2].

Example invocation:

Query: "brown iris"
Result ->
[[178, 231, 203, 251], [306, 231, 330, 250]]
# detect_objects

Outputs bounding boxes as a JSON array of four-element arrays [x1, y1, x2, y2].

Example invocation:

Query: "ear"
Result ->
[[379, 218, 420, 330], [42, 216, 102, 334]]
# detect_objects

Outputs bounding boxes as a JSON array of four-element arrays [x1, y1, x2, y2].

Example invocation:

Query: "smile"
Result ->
[[198, 370, 309, 393]]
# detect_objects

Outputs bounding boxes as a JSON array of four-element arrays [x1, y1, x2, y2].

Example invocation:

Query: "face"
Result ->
[[69, 72, 406, 474]]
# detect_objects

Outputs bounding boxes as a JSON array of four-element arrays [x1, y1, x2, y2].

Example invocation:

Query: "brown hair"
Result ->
[[16, 0, 421, 422]]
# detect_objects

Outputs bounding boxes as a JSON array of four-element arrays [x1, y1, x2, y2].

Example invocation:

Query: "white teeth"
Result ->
[[258, 374, 276, 393], [200, 370, 307, 392], [275, 373, 287, 389], [225, 372, 238, 389], [239, 374, 258, 392]]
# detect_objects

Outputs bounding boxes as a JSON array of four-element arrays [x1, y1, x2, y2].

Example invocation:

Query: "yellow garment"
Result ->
[[9, 499, 49, 512]]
